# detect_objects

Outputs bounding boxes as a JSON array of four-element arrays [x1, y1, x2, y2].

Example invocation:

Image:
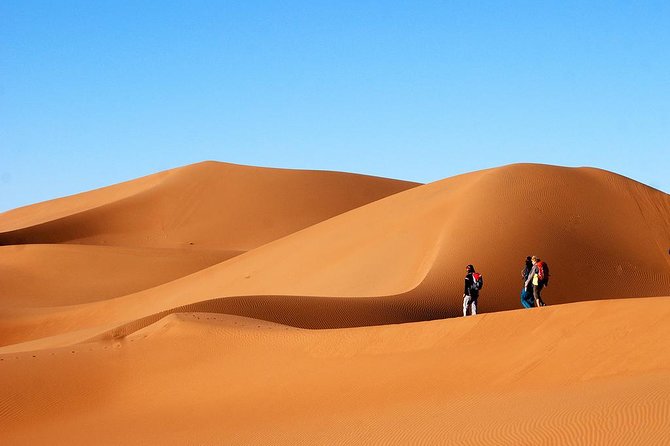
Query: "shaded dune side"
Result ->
[[1, 164, 669, 350], [1, 298, 670, 445], [0, 294, 439, 354], [0, 161, 420, 250]]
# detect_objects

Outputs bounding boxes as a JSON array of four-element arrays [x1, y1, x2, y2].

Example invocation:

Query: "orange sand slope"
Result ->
[[0, 163, 668, 349], [0, 161, 420, 250], [0, 244, 237, 308], [1, 162, 669, 444], [2, 298, 669, 445]]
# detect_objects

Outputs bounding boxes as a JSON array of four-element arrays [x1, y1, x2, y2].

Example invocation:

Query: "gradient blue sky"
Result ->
[[1, 1, 668, 212]]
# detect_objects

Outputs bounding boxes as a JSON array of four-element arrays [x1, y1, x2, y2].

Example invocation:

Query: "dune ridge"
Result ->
[[1, 161, 669, 444]]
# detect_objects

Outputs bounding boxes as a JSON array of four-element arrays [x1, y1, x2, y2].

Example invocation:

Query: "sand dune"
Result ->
[[1, 163, 668, 349], [1, 162, 669, 444], [1, 298, 669, 445], [0, 244, 237, 308], [0, 161, 420, 250]]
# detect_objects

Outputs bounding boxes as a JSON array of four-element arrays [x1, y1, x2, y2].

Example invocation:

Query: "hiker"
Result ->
[[521, 256, 535, 308], [463, 264, 483, 316], [524, 256, 548, 307]]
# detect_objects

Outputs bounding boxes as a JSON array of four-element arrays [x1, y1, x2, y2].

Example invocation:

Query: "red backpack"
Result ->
[[471, 272, 483, 291], [536, 261, 549, 285]]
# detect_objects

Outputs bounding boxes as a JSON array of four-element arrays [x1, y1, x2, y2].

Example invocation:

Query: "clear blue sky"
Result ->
[[1, 1, 668, 212]]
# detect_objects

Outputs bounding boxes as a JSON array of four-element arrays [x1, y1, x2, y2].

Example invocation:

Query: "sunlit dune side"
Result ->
[[0, 244, 238, 308], [0, 161, 421, 250], [1, 297, 669, 445], [0, 163, 668, 349]]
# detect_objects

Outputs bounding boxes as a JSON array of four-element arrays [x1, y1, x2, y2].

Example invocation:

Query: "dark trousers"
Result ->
[[533, 283, 546, 306]]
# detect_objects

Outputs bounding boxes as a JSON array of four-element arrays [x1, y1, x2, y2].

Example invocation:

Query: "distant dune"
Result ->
[[1, 161, 669, 445], [0, 161, 420, 250]]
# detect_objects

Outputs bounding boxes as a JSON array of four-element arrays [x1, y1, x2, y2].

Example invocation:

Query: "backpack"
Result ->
[[471, 272, 484, 291], [536, 261, 549, 285]]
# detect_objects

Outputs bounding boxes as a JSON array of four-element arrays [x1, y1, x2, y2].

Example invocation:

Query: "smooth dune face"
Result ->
[[0, 161, 420, 250], [1, 162, 669, 444], [0, 244, 239, 308]]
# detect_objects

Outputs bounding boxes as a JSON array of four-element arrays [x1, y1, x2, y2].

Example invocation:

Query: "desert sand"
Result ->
[[1, 161, 669, 445]]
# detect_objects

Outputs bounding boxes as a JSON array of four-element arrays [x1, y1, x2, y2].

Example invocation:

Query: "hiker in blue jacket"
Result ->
[[463, 264, 483, 316]]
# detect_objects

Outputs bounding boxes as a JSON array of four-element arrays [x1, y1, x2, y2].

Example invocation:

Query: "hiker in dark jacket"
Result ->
[[524, 256, 547, 307], [463, 264, 482, 316], [521, 256, 535, 308]]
